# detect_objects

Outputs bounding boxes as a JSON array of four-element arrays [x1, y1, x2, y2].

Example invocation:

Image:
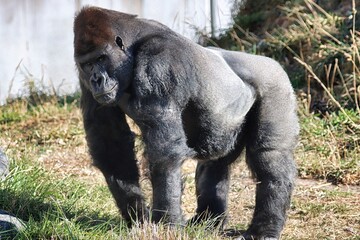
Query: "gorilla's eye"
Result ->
[[97, 55, 106, 62], [82, 62, 93, 71], [115, 36, 125, 50]]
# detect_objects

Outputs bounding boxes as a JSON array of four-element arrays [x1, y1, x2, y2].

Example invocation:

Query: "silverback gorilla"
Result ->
[[74, 6, 298, 240]]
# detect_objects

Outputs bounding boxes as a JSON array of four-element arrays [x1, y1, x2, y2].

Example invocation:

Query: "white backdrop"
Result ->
[[0, 0, 234, 104]]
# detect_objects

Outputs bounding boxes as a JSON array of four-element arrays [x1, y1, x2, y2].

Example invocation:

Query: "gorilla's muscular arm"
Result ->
[[124, 40, 197, 222], [136, 100, 193, 223], [80, 83, 147, 224]]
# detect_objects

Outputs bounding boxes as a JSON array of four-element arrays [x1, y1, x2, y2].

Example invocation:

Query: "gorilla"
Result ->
[[73, 6, 298, 240]]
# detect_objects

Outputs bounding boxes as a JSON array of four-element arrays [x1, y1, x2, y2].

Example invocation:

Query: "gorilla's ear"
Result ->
[[115, 36, 125, 50]]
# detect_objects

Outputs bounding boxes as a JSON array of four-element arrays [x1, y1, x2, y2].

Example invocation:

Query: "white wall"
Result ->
[[0, 0, 234, 104]]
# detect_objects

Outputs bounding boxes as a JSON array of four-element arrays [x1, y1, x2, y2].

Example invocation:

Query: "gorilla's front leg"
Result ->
[[87, 125, 148, 226], [149, 161, 183, 223], [104, 174, 148, 225], [81, 92, 148, 226], [139, 111, 195, 224]]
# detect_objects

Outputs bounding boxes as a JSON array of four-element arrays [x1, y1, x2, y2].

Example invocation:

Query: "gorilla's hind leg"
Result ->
[[241, 83, 298, 239], [244, 148, 296, 239]]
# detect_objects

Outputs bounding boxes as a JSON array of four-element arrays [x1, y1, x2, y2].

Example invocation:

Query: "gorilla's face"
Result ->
[[76, 36, 132, 105]]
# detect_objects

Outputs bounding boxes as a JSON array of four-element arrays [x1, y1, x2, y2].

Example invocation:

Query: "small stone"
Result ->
[[0, 210, 26, 238]]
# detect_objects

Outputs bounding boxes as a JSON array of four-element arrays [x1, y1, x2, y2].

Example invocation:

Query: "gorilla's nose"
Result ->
[[91, 72, 106, 88]]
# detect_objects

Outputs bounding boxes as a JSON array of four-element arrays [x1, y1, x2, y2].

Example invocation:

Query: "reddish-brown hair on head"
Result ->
[[74, 6, 117, 56], [74, 6, 114, 56], [74, 6, 135, 56]]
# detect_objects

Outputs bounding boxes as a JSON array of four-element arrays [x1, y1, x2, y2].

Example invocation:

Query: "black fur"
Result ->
[[74, 6, 299, 240]]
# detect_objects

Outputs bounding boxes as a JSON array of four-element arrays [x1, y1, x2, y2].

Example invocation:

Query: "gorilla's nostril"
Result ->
[[91, 73, 104, 88], [95, 77, 102, 87]]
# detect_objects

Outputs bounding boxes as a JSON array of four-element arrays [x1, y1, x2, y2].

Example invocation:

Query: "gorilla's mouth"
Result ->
[[94, 83, 118, 97], [93, 83, 119, 104]]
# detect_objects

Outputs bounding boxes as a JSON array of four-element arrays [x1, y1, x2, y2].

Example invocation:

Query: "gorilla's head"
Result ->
[[74, 7, 135, 105]]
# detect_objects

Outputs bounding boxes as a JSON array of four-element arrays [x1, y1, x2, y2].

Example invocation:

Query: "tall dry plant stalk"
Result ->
[[350, 0, 360, 113], [292, 0, 360, 120]]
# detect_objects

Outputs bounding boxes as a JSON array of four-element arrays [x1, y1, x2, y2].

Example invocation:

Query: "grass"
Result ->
[[297, 102, 360, 185], [0, 95, 359, 239], [1, 159, 123, 239]]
